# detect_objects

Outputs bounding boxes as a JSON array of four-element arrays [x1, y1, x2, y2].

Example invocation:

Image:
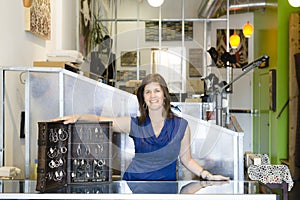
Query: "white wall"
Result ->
[[0, 0, 77, 67], [0, 0, 77, 178]]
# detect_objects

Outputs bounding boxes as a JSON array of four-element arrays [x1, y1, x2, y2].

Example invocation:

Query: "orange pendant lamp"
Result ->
[[229, 31, 240, 49], [243, 21, 254, 38], [23, 0, 33, 8]]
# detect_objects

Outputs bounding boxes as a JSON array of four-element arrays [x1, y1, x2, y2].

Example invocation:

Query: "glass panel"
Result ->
[[139, 48, 152, 75], [139, 1, 162, 20], [184, 0, 205, 19], [116, 0, 138, 19], [101, 21, 114, 41], [154, 48, 185, 93], [116, 22, 139, 53], [115, 47, 151, 92], [29, 72, 60, 179], [180, 112, 240, 179], [79, 0, 114, 58], [161, 0, 182, 19], [192, 21, 205, 45], [4, 71, 27, 179], [89, 20, 115, 83], [115, 21, 141, 92], [3, 71, 60, 179], [94, 0, 115, 19], [63, 74, 138, 118], [2, 66, 241, 181], [116, 22, 139, 75], [0, 180, 278, 196], [159, 20, 195, 49], [93, 0, 229, 92]]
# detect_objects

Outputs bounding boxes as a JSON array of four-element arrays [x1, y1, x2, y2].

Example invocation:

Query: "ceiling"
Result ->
[[197, 0, 277, 18]]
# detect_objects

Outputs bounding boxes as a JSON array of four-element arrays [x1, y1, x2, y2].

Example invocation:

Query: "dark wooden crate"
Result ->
[[36, 121, 112, 192]]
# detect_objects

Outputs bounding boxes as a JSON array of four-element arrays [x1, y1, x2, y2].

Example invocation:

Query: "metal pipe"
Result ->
[[25, 71, 30, 179], [198, 0, 224, 18], [198, 0, 276, 18], [0, 69, 4, 167]]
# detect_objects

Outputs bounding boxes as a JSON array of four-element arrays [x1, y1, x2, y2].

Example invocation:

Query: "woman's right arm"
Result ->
[[52, 114, 131, 133]]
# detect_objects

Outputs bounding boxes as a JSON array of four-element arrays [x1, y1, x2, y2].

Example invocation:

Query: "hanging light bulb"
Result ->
[[229, 31, 240, 49], [243, 21, 254, 38], [288, 0, 300, 7], [147, 0, 164, 7]]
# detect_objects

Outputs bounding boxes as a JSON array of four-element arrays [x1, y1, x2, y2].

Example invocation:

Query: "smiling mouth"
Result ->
[[149, 99, 160, 104]]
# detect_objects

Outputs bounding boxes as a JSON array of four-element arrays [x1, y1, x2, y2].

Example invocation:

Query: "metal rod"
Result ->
[[215, 55, 269, 126], [25, 71, 30, 179], [0, 69, 4, 167]]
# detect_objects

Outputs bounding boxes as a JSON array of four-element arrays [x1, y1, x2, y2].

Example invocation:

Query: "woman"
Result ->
[[54, 73, 229, 181]]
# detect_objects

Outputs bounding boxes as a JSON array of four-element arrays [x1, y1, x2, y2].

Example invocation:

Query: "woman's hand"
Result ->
[[51, 114, 81, 124], [207, 174, 230, 181], [201, 170, 230, 181], [180, 181, 229, 194]]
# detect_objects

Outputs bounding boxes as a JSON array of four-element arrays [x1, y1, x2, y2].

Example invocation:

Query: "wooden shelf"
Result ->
[[33, 61, 80, 73]]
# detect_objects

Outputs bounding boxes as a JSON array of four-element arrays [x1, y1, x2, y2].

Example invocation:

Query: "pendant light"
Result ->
[[229, 31, 240, 49], [147, 0, 164, 7], [242, 1, 254, 38], [243, 21, 254, 38], [22, 0, 33, 8], [229, 0, 240, 49], [288, 0, 300, 7]]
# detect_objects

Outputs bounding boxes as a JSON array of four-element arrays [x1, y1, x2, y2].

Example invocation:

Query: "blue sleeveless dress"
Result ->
[[122, 114, 188, 181]]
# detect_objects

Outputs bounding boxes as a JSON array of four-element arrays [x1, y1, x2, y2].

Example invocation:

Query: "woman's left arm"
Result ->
[[179, 125, 230, 181]]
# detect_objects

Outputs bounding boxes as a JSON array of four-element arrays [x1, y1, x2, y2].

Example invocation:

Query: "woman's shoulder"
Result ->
[[171, 112, 187, 121], [169, 113, 188, 126], [130, 116, 139, 124], [130, 115, 147, 126]]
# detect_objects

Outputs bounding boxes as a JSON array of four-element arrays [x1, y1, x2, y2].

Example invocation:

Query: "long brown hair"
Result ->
[[136, 73, 173, 125]]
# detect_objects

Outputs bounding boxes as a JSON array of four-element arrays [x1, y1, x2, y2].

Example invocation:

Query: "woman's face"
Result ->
[[143, 82, 165, 111]]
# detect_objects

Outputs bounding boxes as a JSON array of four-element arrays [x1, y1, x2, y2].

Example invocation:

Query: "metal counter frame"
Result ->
[[0, 180, 278, 200]]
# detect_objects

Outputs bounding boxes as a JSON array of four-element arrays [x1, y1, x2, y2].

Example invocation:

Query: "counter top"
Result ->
[[0, 180, 278, 199]]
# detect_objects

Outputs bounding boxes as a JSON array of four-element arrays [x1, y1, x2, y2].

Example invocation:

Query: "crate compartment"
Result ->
[[36, 121, 112, 192]]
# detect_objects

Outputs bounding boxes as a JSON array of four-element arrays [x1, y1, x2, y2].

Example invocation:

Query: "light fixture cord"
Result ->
[[248, 0, 249, 13], [234, 0, 236, 34]]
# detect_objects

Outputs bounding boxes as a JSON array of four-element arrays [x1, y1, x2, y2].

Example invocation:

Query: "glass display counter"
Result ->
[[1, 67, 244, 181], [0, 180, 278, 200]]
